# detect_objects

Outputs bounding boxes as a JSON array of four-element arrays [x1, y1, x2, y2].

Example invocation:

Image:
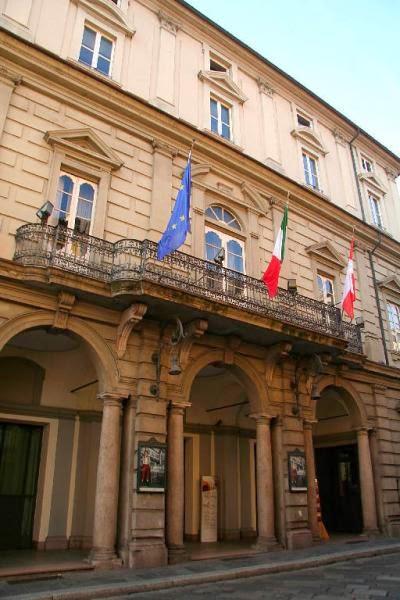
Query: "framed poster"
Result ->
[[288, 449, 307, 492], [137, 441, 167, 493]]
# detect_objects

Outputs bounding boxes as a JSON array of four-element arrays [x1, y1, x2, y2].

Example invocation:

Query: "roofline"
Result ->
[[177, 0, 400, 165]]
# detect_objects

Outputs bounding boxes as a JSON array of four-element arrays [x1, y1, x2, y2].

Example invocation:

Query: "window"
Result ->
[[79, 26, 113, 76], [302, 152, 319, 190], [317, 273, 335, 305], [361, 156, 373, 173], [368, 192, 384, 229], [205, 229, 245, 273], [387, 302, 400, 352], [209, 58, 227, 72], [205, 205, 241, 230], [297, 113, 312, 128], [51, 172, 97, 235], [210, 98, 231, 140]]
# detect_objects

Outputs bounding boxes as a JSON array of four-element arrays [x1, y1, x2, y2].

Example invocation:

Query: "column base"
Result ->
[[252, 536, 280, 552], [363, 528, 381, 539], [129, 540, 168, 568], [88, 547, 122, 569], [168, 544, 188, 564]]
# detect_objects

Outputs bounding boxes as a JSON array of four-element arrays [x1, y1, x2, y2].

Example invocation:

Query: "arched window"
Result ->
[[205, 205, 245, 273], [52, 172, 97, 234]]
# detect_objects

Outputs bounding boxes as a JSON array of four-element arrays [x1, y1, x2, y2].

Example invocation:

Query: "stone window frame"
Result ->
[[44, 128, 123, 239], [78, 24, 115, 77], [306, 241, 347, 307], [377, 277, 400, 360], [204, 202, 248, 273]]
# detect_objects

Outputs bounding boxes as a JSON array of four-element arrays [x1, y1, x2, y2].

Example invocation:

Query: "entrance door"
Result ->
[[315, 444, 363, 534], [0, 423, 43, 549]]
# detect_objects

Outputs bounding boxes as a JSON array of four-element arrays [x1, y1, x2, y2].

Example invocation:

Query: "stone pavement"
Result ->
[[1, 538, 400, 600]]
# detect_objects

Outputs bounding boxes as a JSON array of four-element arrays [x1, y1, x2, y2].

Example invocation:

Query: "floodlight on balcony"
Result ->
[[35, 201, 54, 224], [355, 316, 365, 328], [287, 278, 297, 293]]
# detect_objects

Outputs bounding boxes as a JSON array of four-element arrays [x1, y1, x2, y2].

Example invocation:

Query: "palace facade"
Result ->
[[0, 0, 400, 569]]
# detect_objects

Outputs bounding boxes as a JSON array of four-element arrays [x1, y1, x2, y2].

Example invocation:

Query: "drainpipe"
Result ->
[[349, 130, 389, 365]]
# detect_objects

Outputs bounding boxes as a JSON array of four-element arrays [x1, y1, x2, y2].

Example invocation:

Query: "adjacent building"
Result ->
[[0, 0, 400, 569]]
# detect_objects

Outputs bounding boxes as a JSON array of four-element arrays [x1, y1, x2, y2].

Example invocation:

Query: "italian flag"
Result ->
[[341, 238, 356, 320], [262, 206, 288, 298]]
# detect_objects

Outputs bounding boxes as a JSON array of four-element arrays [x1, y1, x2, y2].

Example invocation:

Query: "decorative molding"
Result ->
[[377, 275, 400, 295], [291, 127, 328, 156], [178, 319, 208, 369], [385, 167, 399, 181], [333, 128, 348, 146], [265, 342, 292, 385], [241, 182, 269, 213], [358, 172, 387, 195], [191, 163, 211, 179], [116, 303, 147, 358], [224, 335, 241, 365], [71, 0, 135, 37], [53, 291, 76, 330], [158, 10, 180, 35], [0, 65, 22, 86], [45, 128, 123, 171], [198, 70, 248, 104], [152, 138, 177, 158], [306, 240, 346, 269], [257, 77, 274, 96]]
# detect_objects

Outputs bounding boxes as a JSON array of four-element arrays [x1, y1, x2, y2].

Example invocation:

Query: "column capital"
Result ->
[[169, 401, 191, 415], [373, 384, 387, 393], [97, 393, 124, 407], [356, 426, 370, 436], [303, 419, 317, 430], [152, 138, 178, 158], [249, 413, 273, 425]]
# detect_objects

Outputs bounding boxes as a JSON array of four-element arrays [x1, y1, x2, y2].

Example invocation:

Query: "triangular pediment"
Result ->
[[45, 128, 123, 171], [358, 172, 387, 195], [306, 241, 346, 268], [291, 127, 328, 156], [72, 0, 135, 36], [198, 70, 248, 103], [378, 275, 400, 295], [241, 182, 269, 213]]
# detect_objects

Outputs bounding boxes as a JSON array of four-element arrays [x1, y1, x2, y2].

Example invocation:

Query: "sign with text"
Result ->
[[200, 476, 217, 543]]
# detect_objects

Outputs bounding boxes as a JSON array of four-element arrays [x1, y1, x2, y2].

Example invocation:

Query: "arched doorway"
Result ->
[[184, 362, 257, 549], [0, 326, 103, 553], [313, 385, 364, 535]]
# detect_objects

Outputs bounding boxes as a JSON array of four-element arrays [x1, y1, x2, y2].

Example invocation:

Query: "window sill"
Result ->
[[203, 129, 243, 152], [301, 182, 330, 200], [67, 58, 122, 88]]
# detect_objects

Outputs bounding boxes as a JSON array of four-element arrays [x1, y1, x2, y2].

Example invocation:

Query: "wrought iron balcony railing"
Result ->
[[14, 223, 363, 354]]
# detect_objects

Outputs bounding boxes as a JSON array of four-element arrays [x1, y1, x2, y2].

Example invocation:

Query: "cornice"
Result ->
[[1, 31, 400, 266], [357, 172, 387, 195], [291, 127, 328, 156], [306, 241, 346, 269], [70, 0, 136, 37], [198, 70, 248, 103]]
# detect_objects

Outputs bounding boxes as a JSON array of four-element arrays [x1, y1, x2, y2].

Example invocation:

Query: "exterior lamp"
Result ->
[[355, 316, 365, 328], [213, 248, 225, 266], [36, 201, 54, 224], [287, 278, 297, 293]]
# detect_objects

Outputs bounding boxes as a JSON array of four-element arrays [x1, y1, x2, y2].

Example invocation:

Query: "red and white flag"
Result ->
[[262, 206, 288, 298], [341, 238, 356, 320]]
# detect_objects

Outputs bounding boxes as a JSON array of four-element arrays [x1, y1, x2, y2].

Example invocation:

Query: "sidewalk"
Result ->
[[1, 538, 400, 600]]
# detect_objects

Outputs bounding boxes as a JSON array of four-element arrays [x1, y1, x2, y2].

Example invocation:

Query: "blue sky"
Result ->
[[186, 0, 400, 157]]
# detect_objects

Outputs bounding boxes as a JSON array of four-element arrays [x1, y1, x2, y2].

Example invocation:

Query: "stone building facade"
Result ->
[[0, 0, 400, 569]]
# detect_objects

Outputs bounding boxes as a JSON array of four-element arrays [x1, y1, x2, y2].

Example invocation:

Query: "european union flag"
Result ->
[[157, 153, 191, 260]]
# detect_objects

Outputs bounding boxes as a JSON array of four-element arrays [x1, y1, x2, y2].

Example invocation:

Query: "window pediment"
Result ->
[[71, 0, 135, 36], [358, 173, 387, 195], [241, 182, 269, 214], [291, 127, 328, 156], [378, 276, 400, 295], [45, 128, 123, 171], [198, 70, 248, 104], [306, 241, 346, 269]]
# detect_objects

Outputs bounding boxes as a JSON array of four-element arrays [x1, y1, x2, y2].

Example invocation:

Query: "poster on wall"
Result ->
[[288, 449, 307, 492], [200, 476, 218, 543], [137, 442, 167, 493]]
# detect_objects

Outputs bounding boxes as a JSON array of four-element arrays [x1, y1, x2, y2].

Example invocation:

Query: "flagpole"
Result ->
[[188, 138, 196, 160]]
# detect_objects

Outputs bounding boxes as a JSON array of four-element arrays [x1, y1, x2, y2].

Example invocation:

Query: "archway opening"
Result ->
[[0, 326, 102, 555], [184, 362, 257, 553], [313, 385, 363, 535]]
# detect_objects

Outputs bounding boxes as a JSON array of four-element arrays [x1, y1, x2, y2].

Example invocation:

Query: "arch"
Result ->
[[205, 204, 242, 231], [182, 348, 267, 414], [0, 311, 119, 393], [312, 375, 368, 427]]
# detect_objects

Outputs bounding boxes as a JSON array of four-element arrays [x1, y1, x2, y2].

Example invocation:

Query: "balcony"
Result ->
[[13, 223, 363, 354]]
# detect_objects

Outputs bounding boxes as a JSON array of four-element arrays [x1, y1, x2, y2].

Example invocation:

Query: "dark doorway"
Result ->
[[0, 422, 43, 549], [315, 444, 363, 534]]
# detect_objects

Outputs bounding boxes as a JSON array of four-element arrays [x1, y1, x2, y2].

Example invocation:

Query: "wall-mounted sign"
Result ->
[[288, 449, 307, 492], [137, 441, 167, 493], [200, 475, 217, 543]]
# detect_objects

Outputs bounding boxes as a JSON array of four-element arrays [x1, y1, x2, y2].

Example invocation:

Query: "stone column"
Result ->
[[252, 414, 277, 549], [271, 416, 286, 546], [90, 393, 123, 566], [369, 428, 385, 533], [166, 402, 189, 563], [118, 395, 137, 564], [357, 428, 379, 534], [303, 420, 319, 540]]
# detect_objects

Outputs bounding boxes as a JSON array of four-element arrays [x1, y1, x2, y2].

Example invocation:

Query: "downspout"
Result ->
[[349, 130, 390, 365]]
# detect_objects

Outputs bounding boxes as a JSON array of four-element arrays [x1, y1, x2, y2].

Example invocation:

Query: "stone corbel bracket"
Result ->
[[53, 291, 76, 330], [178, 319, 208, 370], [265, 342, 292, 386], [224, 335, 241, 365], [116, 303, 147, 358], [298, 353, 331, 396]]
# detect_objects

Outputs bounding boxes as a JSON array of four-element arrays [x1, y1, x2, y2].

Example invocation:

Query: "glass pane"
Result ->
[[205, 230, 222, 261], [82, 27, 96, 50], [57, 175, 74, 220], [206, 206, 222, 221], [221, 105, 230, 125], [210, 99, 218, 118], [317, 275, 323, 293], [221, 124, 230, 139], [227, 239, 244, 272], [211, 115, 218, 134], [99, 36, 113, 59], [79, 183, 95, 201], [227, 239, 242, 256], [79, 46, 94, 66], [96, 56, 111, 75]]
